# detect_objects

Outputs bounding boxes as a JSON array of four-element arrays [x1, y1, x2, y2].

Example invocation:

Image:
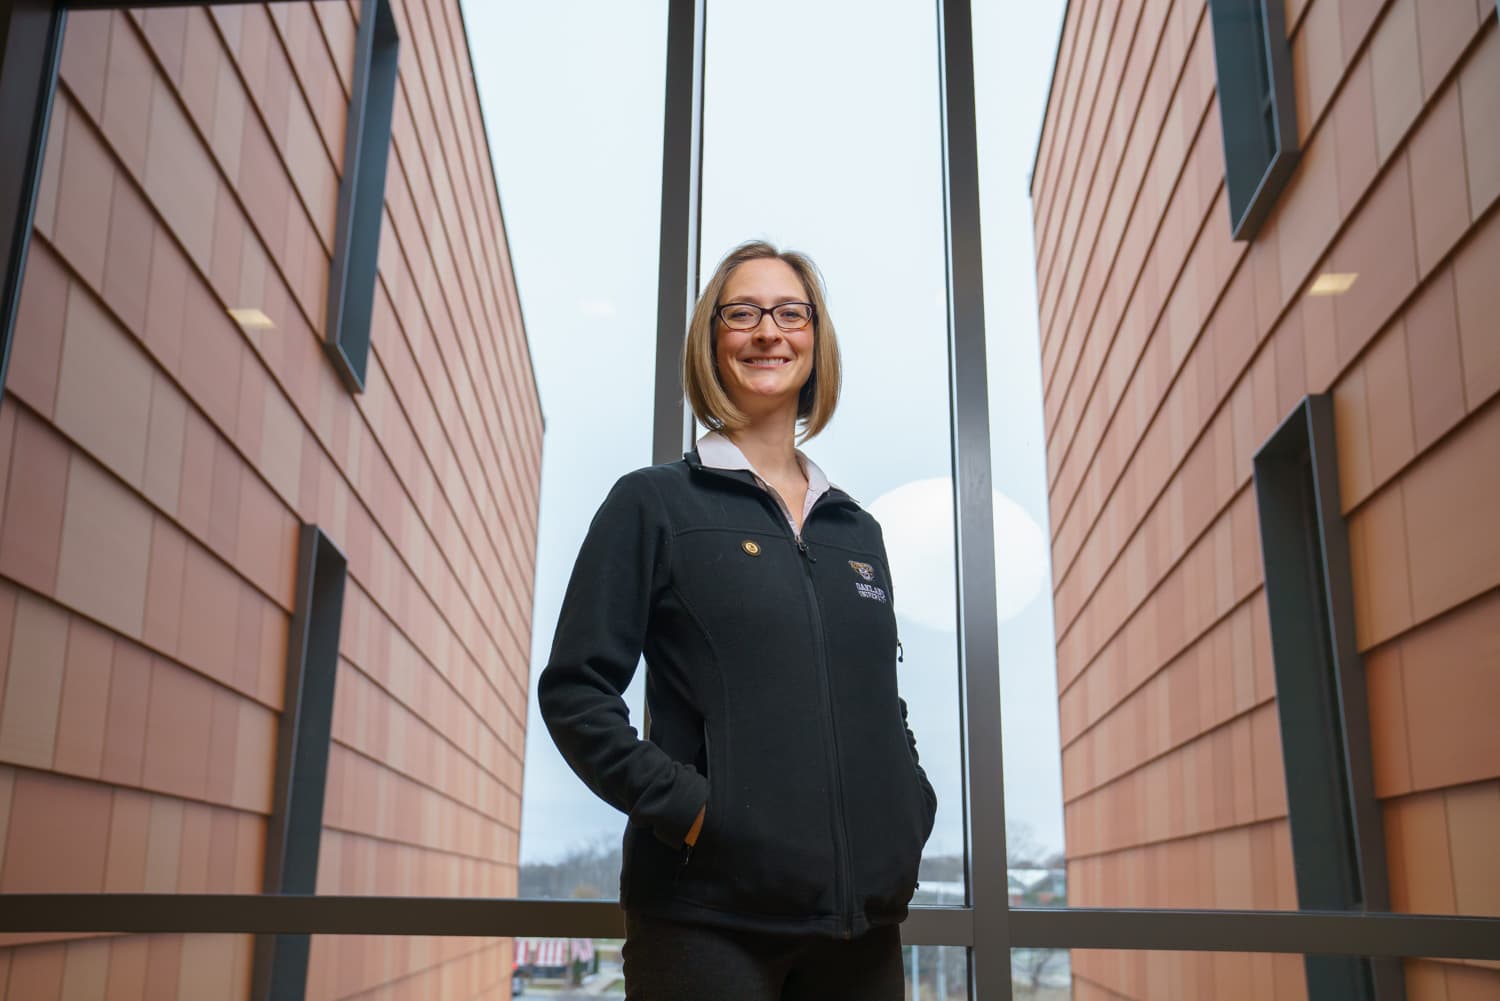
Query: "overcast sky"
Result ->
[[459, 0, 1069, 872]]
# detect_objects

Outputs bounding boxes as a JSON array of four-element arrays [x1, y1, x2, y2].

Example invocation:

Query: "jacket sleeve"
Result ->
[[537, 471, 708, 849]]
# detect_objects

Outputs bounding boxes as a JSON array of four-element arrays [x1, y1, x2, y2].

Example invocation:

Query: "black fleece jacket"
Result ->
[[538, 450, 937, 939]]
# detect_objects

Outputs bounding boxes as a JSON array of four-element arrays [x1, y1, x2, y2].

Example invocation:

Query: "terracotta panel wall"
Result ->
[[1031, 0, 1498, 996], [0, 2, 540, 999]]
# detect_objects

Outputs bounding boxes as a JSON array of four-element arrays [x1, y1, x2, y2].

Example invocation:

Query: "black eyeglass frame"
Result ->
[[714, 300, 817, 331]]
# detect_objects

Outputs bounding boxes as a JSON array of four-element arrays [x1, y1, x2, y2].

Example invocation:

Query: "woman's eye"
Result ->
[[727, 307, 756, 321]]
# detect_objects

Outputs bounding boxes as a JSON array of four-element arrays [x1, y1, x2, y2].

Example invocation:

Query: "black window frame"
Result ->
[[1207, 0, 1301, 241], [325, 0, 399, 393]]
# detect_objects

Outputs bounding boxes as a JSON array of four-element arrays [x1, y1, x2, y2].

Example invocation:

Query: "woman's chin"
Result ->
[[730, 386, 800, 416]]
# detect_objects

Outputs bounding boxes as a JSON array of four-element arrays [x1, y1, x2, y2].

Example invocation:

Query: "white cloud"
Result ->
[[868, 477, 1050, 633]]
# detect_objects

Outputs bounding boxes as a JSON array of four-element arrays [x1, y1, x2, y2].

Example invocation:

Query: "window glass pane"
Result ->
[[1, 0, 449, 903], [972, 0, 1071, 891], [699, 0, 962, 890], [7, 0, 584, 909], [464, 0, 668, 899], [904, 944, 972, 1000], [1011, 948, 1073, 1000]]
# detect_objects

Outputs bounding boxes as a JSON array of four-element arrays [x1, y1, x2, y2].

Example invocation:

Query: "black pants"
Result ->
[[622, 910, 905, 1001]]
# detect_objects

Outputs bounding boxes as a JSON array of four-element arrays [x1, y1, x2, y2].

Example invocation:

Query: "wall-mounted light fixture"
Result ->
[[1307, 273, 1358, 296], [228, 307, 276, 329]]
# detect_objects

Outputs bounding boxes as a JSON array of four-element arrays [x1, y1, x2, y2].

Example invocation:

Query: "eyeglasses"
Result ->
[[714, 301, 815, 331]]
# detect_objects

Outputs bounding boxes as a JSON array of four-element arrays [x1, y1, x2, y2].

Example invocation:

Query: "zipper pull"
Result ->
[[897, 639, 904, 663], [796, 537, 817, 563]]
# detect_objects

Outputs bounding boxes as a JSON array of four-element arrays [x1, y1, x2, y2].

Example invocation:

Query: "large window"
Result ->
[[0, 2, 1495, 1001]]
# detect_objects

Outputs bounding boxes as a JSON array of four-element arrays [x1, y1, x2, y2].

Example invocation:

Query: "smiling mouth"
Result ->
[[742, 357, 791, 368]]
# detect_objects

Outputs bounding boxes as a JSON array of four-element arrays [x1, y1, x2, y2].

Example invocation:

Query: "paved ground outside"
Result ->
[[518, 963, 625, 1001]]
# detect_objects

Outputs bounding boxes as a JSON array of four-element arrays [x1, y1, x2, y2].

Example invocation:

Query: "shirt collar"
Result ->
[[695, 430, 835, 524]]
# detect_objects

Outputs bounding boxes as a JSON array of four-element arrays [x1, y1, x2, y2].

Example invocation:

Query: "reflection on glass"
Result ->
[[701, 0, 962, 892]]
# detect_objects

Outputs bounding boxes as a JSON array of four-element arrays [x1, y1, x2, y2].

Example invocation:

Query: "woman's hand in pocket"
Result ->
[[685, 803, 706, 847]]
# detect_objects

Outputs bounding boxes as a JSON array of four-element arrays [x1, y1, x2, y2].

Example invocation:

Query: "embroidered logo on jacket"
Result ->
[[854, 582, 888, 603], [848, 561, 875, 581]]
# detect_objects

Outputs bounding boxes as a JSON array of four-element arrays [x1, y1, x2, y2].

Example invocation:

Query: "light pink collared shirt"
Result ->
[[696, 431, 834, 536]]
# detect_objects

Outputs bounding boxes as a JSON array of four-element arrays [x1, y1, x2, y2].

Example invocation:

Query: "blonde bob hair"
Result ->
[[683, 240, 841, 442]]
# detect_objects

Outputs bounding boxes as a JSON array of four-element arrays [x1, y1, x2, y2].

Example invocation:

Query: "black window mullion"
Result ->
[[652, 0, 704, 468], [937, 0, 1014, 995]]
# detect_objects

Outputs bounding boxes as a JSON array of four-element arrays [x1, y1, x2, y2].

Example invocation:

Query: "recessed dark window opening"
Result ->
[[252, 523, 348, 1001], [1207, 0, 1300, 240], [325, 0, 399, 393], [0, 2, 67, 413], [1252, 394, 1400, 1001]]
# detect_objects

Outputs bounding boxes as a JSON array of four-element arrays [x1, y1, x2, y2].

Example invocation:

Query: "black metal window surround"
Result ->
[[326, 0, 397, 392], [1207, 0, 1300, 241], [1254, 395, 1401, 1001], [0, 2, 1497, 1001], [253, 525, 348, 1001]]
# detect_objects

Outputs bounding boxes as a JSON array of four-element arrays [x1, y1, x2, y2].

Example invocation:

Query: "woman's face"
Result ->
[[714, 258, 816, 421]]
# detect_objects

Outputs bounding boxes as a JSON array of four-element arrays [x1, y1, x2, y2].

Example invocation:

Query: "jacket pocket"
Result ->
[[677, 714, 840, 918], [845, 726, 930, 918]]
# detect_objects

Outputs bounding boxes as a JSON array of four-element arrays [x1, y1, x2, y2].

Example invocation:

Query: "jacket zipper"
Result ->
[[790, 510, 855, 939], [688, 462, 857, 936]]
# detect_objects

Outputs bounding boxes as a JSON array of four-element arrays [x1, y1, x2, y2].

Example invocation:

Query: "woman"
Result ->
[[538, 240, 937, 1000]]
